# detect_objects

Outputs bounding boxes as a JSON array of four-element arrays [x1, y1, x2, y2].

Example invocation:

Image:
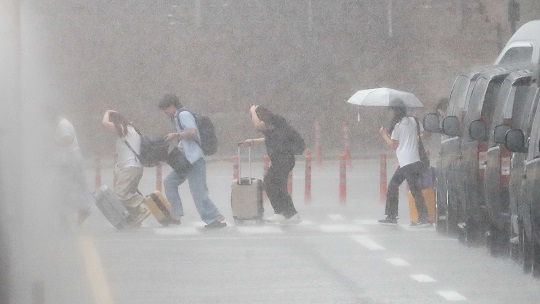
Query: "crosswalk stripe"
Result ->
[[352, 236, 385, 250], [318, 224, 366, 233], [237, 226, 284, 234], [328, 214, 345, 221], [386, 257, 410, 266], [437, 290, 467, 301], [410, 274, 436, 282], [154, 227, 201, 235]]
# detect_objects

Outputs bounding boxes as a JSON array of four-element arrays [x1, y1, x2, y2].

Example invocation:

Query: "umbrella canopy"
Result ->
[[347, 88, 423, 108]]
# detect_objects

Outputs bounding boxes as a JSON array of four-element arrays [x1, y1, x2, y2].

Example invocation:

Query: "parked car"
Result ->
[[426, 66, 514, 245], [423, 66, 491, 236], [470, 70, 536, 257], [504, 78, 540, 275]]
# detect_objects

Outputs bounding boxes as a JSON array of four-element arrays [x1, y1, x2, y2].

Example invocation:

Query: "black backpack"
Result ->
[[124, 128, 168, 167], [287, 125, 305, 155], [178, 110, 218, 156]]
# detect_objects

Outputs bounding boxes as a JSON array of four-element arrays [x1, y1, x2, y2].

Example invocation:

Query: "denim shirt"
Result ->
[[172, 109, 204, 164]]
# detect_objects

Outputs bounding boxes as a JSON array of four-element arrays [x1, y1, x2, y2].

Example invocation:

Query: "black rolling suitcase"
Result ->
[[94, 185, 130, 229], [231, 144, 264, 223]]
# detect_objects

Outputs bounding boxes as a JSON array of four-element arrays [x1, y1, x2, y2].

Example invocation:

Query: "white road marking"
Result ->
[[352, 236, 385, 250], [328, 214, 345, 221], [296, 220, 316, 226], [410, 274, 436, 282], [353, 219, 380, 225], [400, 224, 436, 231], [237, 226, 283, 234], [154, 227, 201, 235], [386, 258, 410, 266], [437, 290, 467, 301], [319, 224, 367, 233]]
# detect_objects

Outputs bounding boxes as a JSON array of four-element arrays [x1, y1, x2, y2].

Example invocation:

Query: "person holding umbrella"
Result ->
[[378, 99, 431, 227]]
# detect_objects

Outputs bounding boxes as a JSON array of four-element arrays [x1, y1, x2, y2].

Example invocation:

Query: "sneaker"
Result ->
[[410, 221, 432, 228], [282, 214, 302, 225], [378, 216, 397, 225], [265, 213, 286, 223], [167, 216, 181, 225], [204, 219, 227, 229]]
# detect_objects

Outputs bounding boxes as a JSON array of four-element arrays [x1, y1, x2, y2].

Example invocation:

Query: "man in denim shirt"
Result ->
[[158, 94, 226, 228]]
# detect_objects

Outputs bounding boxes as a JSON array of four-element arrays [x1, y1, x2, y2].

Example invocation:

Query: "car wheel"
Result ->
[[510, 222, 520, 262], [447, 206, 459, 237], [532, 240, 540, 278], [488, 225, 509, 257], [521, 224, 533, 274]]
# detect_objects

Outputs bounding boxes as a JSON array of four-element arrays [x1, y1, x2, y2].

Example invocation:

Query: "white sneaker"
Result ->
[[282, 214, 302, 225], [265, 213, 286, 222]]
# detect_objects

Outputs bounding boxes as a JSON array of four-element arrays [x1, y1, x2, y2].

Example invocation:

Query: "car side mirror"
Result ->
[[441, 116, 460, 137], [505, 129, 527, 153], [469, 119, 488, 141], [494, 125, 511, 144], [422, 113, 441, 133]]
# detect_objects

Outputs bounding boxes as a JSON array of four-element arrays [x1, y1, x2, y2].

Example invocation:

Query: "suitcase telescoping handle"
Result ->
[[237, 142, 252, 185]]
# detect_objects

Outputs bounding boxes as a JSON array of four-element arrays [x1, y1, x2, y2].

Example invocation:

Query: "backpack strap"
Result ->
[[122, 127, 142, 161], [176, 109, 202, 147]]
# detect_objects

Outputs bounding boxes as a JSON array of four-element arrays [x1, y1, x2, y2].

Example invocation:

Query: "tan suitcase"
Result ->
[[144, 190, 173, 226], [408, 188, 436, 223]]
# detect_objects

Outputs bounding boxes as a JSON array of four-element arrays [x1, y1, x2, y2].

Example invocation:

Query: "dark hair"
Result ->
[[435, 97, 449, 111], [388, 106, 407, 133], [255, 106, 286, 127], [109, 112, 131, 137], [158, 94, 182, 110]]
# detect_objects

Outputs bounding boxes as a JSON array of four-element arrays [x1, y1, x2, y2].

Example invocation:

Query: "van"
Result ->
[[504, 78, 540, 275], [470, 70, 535, 257], [426, 67, 514, 245], [424, 66, 491, 236], [495, 20, 540, 68]]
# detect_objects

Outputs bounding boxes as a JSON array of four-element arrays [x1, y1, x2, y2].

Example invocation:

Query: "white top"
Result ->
[[115, 126, 142, 168], [55, 118, 81, 159], [391, 117, 421, 167]]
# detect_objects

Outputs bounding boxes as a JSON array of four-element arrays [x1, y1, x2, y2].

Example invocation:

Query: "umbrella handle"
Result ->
[[357, 105, 360, 122]]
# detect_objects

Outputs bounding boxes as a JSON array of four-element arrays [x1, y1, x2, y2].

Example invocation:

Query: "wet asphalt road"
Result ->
[[47, 158, 540, 303]]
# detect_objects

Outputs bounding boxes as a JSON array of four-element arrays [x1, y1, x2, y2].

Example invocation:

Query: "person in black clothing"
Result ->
[[241, 105, 302, 224]]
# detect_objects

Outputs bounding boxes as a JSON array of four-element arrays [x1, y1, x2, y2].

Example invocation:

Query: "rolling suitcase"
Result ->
[[408, 167, 436, 223], [143, 190, 174, 226], [231, 144, 264, 223], [408, 188, 436, 223], [93, 185, 130, 229]]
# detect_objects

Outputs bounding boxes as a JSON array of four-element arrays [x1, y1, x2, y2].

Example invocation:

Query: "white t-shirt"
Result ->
[[115, 126, 142, 168], [55, 118, 81, 159], [390, 117, 421, 167]]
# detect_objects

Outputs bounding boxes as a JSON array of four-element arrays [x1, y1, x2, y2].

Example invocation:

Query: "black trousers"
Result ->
[[264, 153, 297, 218], [385, 161, 429, 221]]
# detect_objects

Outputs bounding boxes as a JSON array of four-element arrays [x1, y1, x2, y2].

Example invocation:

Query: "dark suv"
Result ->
[[504, 77, 540, 275], [470, 70, 535, 256], [424, 66, 491, 236], [425, 66, 514, 245]]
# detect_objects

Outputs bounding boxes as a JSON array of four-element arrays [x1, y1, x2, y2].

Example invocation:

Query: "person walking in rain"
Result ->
[[102, 110, 150, 227], [378, 100, 430, 227], [241, 105, 302, 224], [49, 107, 93, 226], [158, 94, 226, 228]]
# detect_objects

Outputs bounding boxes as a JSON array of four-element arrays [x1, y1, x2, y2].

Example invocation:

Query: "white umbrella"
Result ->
[[347, 87, 424, 108]]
